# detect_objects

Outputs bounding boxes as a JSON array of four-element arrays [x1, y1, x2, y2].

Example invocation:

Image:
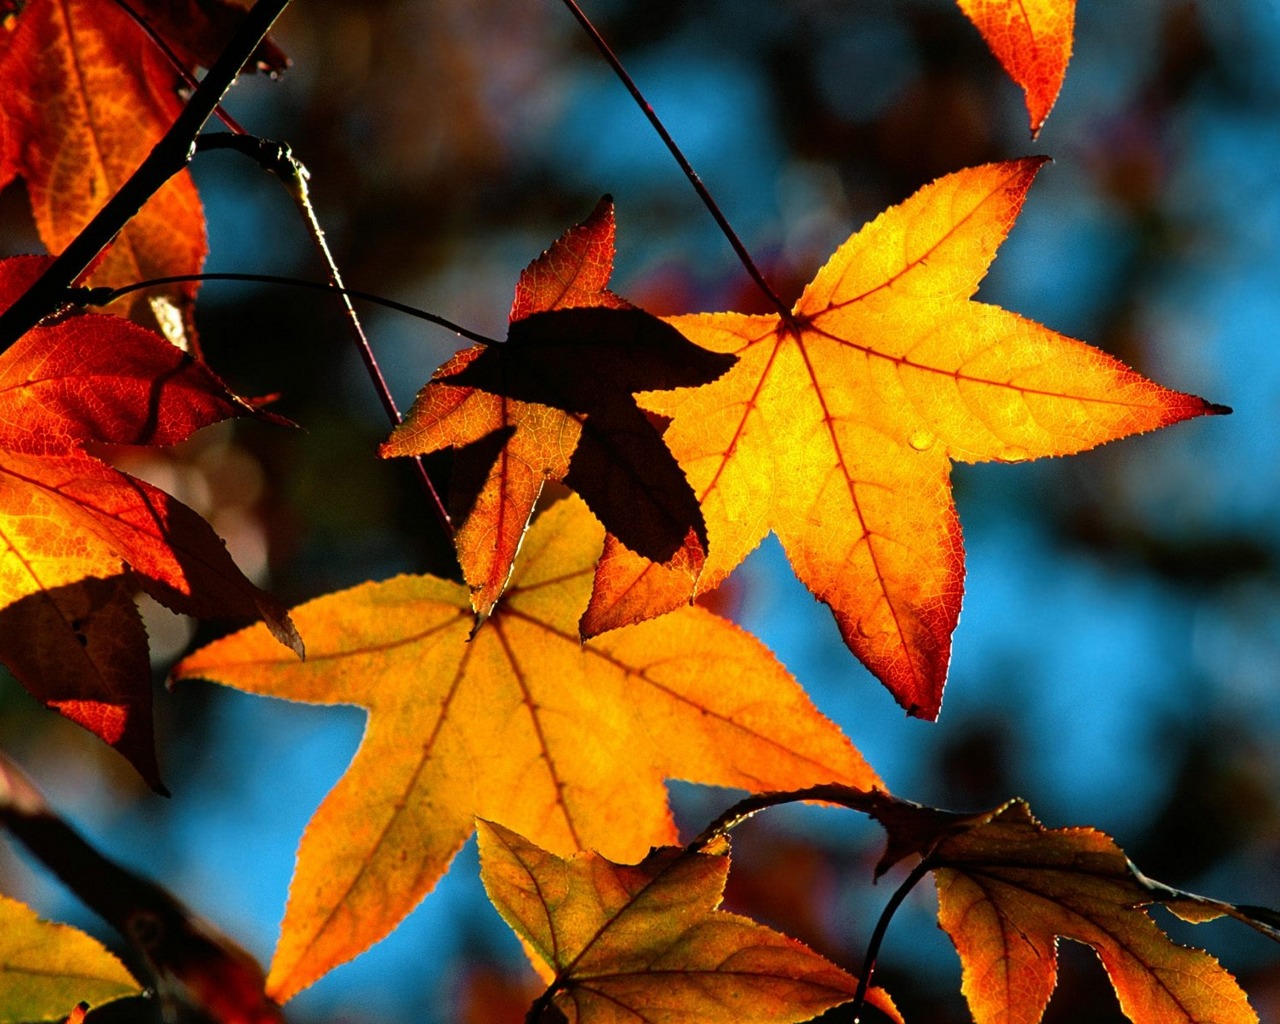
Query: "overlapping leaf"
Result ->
[[381, 198, 733, 619], [956, 0, 1076, 134], [864, 793, 1260, 1024], [0, 0, 284, 335], [478, 820, 900, 1024], [587, 159, 1225, 719], [0, 256, 298, 786], [173, 495, 878, 1002], [0, 893, 140, 1022]]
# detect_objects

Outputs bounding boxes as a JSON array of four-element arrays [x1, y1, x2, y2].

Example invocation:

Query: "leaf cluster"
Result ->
[[0, 2, 1272, 1024]]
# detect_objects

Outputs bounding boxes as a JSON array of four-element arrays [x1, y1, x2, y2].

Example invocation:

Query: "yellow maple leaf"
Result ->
[[174, 495, 878, 1002], [586, 159, 1225, 719]]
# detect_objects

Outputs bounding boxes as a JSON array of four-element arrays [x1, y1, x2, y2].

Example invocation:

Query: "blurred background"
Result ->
[[1, 0, 1279, 1021]]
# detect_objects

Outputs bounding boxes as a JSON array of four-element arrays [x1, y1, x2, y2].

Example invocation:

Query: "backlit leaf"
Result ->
[[0, 0, 205, 331], [478, 820, 898, 1024], [0, 256, 299, 785], [173, 494, 878, 1002], [589, 160, 1224, 718], [0, 893, 140, 1023], [868, 795, 1259, 1024], [381, 199, 731, 619], [956, 0, 1076, 134]]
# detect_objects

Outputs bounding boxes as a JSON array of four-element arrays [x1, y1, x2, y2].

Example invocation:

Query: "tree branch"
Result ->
[[0, 0, 292, 347]]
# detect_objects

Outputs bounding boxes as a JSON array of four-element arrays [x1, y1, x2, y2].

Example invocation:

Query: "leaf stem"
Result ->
[[850, 858, 931, 1023], [557, 0, 793, 321], [75, 272, 499, 347], [0, 0, 291, 347], [690, 782, 877, 849]]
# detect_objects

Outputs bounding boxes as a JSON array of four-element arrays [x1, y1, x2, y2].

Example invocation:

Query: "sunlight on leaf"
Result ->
[[0, 257, 299, 786], [590, 160, 1225, 719], [0, 894, 140, 1022], [956, 0, 1076, 134], [174, 495, 878, 1002], [478, 821, 900, 1024], [0, 0, 205, 329]]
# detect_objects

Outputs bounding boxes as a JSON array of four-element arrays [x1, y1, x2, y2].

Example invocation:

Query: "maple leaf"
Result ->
[[478, 820, 902, 1024], [864, 793, 1260, 1024], [381, 197, 733, 619], [0, 0, 209, 333], [172, 494, 878, 1002], [586, 159, 1226, 719], [956, 0, 1076, 135], [0, 893, 141, 1021], [0, 256, 299, 787]]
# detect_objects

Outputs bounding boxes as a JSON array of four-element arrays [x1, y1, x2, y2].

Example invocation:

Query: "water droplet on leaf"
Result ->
[[908, 429, 936, 452]]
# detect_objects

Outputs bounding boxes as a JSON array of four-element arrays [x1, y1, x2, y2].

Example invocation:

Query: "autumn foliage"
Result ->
[[0, 2, 1273, 1024]]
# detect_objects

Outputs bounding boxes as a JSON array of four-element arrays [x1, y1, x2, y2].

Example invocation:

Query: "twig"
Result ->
[[0, 0, 291, 347], [194, 136, 457, 537], [557, 0, 793, 321], [109, 0, 248, 135], [74, 271, 498, 346]]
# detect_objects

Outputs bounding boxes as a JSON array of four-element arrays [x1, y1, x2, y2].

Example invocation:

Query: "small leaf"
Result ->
[[869, 796, 1260, 1024], [0, 893, 140, 1023], [956, 0, 1076, 134], [478, 821, 895, 1024]]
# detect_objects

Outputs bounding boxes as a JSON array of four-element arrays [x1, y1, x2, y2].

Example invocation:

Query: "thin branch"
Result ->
[[109, 0, 248, 135], [689, 782, 877, 849], [74, 271, 499, 347], [557, 0, 792, 321], [193, 136, 458, 537], [0, 0, 291, 347]]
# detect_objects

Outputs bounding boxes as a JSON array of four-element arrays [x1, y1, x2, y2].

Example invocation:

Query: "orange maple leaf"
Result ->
[[478, 820, 902, 1024], [956, 0, 1076, 134], [0, 256, 299, 786], [586, 159, 1225, 719], [173, 494, 878, 1002], [0, 0, 279, 334], [381, 198, 731, 619], [865, 795, 1260, 1024]]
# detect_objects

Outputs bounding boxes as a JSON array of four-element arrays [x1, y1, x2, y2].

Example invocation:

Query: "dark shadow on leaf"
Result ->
[[450, 424, 518, 526], [0, 577, 162, 790], [444, 307, 736, 562]]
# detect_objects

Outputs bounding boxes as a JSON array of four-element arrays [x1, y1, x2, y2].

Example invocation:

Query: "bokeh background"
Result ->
[[2, 0, 1279, 1021]]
